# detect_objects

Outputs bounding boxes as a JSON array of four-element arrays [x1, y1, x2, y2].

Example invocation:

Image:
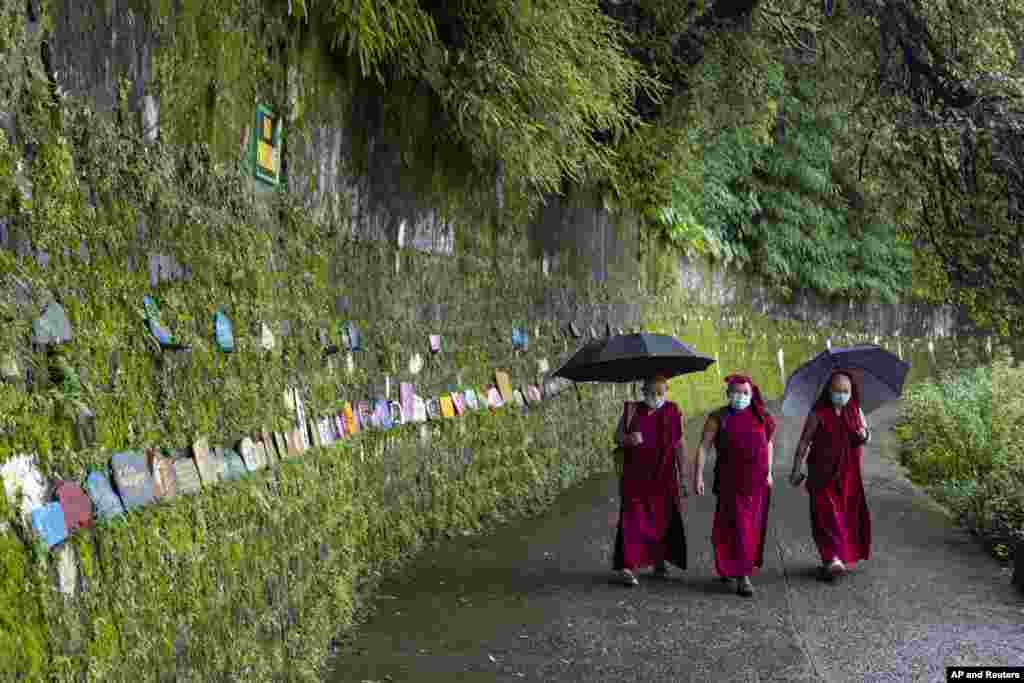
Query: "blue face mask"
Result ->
[[831, 391, 851, 407], [729, 394, 751, 411]]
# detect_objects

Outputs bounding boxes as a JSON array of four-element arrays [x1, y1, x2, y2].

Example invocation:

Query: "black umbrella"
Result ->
[[553, 332, 715, 384], [781, 344, 910, 417]]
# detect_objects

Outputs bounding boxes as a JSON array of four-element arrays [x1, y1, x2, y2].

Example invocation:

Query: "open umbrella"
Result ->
[[552, 332, 715, 384], [781, 344, 910, 417]]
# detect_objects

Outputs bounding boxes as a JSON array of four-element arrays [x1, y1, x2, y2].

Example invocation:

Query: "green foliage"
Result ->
[[896, 356, 1024, 556]]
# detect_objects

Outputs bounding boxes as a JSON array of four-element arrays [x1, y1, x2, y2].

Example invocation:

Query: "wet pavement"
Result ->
[[325, 402, 1024, 682]]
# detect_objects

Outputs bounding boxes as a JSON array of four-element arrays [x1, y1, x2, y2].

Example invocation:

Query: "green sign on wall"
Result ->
[[250, 104, 282, 186]]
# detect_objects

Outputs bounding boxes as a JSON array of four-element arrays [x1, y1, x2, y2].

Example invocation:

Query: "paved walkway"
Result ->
[[326, 402, 1024, 682]]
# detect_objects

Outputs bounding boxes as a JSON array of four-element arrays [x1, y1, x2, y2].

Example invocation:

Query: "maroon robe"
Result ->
[[711, 403, 776, 578], [613, 401, 687, 571], [802, 373, 872, 565]]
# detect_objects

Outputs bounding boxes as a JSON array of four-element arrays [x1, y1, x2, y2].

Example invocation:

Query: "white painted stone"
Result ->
[[346, 352, 355, 375], [538, 358, 550, 375], [141, 94, 159, 144], [260, 323, 276, 351], [409, 353, 423, 375], [55, 543, 77, 597], [0, 453, 47, 526]]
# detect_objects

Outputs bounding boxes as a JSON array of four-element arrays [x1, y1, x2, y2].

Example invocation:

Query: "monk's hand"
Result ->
[[694, 475, 705, 496], [766, 471, 773, 487], [789, 470, 805, 487]]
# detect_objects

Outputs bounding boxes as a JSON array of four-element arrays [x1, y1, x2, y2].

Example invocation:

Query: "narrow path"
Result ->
[[325, 402, 1024, 682]]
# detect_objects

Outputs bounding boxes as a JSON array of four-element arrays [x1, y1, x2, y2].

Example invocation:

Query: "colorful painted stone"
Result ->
[[494, 371, 514, 404], [512, 328, 528, 350], [343, 402, 359, 434], [319, 417, 333, 445], [85, 470, 125, 521], [0, 453, 47, 525], [451, 392, 466, 415], [440, 395, 455, 418], [464, 389, 480, 411], [31, 502, 67, 548], [400, 383, 416, 423], [214, 310, 235, 352], [111, 451, 156, 511], [148, 449, 179, 501], [344, 322, 361, 351], [374, 400, 392, 429], [32, 302, 72, 346], [173, 454, 202, 495], [223, 449, 247, 481], [412, 395, 427, 423], [53, 480, 92, 532], [357, 401, 373, 430], [486, 386, 504, 408], [333, 412, 347, 439], [526, 385, 543, 405], [238, 437, 265, 473], [429, 335, 442, 353], [389, 401, 404, 426], [425, 398, 441, 421], [143, 296, 189, 351]]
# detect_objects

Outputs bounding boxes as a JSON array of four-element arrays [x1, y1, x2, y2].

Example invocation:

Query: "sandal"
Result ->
[[737, 576, 754, 597], [616, 569, 639, 587], [828, 559, 847, 578]]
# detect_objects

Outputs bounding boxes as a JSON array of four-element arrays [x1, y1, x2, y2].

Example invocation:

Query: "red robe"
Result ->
[[612, 401, 687, 571], [712, 405, 776, 578], [802, 389, 872, 565]]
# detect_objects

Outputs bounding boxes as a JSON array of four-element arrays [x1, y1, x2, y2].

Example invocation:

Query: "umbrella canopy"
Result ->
[[781, 344, 910, 417], [553, 332, 715, 384]]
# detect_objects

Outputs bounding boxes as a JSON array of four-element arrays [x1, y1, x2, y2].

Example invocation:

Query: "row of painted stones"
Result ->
[[1, 369, 576, 551]]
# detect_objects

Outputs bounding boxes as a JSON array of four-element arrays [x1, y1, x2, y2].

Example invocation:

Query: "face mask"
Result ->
[[645, 395, 664, 410], [729, 394, 751, 411], [831, 391, 851, 407]]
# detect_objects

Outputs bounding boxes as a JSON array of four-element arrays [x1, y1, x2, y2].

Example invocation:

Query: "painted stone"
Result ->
[[486, 386, 504, 408], [261, 429, 279, 465], [54, 543, 78, 597], [343, 402, 359, 434], [429, 335, 442, 353], [111, 451, 156, 511], [464, 389, 480, 411], [512, 328, 529, 350], [451, 392, 466, 415], [537, 358, 550, 375], [260, 323, 276, 351], [32, 302, 72, 346], [148, 449, 179, 501], [374, 400, 392, 429], [344, 322, 361, 351], [400, 383, 416, 423], [223, 449, 247, 480], [526, 385, 543, 405], [389, 401, 404, 426], [85, 471, 125, 521], [332, 412, 346, 439], [357, 401, 373, 430], [1, 453, 47, 525], [409, 353, 423, 375], [173, 454, 202, 496], [31, 502, 68, 548], [293, 388, 310, 451], [412, 395, 428, 423], [238, 437, 265, 472], [425, 398, 441, 421], [318, 417, 333, 446], [494, 370, 514, 404], [53, 480, 92, 532], [440, 395, 455, 418], [214, 310, 235, 352], [143, 296, 189, 350], [192, 438, 221, 486]]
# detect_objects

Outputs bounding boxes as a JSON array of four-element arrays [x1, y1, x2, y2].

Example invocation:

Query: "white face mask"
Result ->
[[645, 396, 664, 410]]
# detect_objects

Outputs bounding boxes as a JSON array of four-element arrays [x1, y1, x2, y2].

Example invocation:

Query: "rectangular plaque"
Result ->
[[54, 480, 93, 531], [148, 449, 179, 501], [31, 502, 67, 548], [440, 395, 455, 418], [357, 401, 373, 430], [495, 371, 514, 404], [526, 385, 543, 405], [290, 428, 305, 456], [451, 392, 466, 415], [85, 470, 125, 520], [223, 448, 248, 481], [111, 451, 156, 511], [486, 386, 504, 408], [412, 395, 427, 423], [374, 400, 392, 429], [464, 389, 480, 411], [173, 455, 202, 495], [512, 328, 528, 350], [429, 334, 442, 353]]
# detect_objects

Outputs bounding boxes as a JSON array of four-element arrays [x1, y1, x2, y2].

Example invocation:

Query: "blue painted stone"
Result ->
[[31, 502, 67, 548], [223, 449, 247, 481], [464, 389, 480, 411], [512, 327, 529, 350], [85, 471, 125, 521], [32, 302, 73, 345], [374, 400, 392, 429], [111, 451, 156, 511], [346, 322, 361, 351], [214, 310, 234, 352]]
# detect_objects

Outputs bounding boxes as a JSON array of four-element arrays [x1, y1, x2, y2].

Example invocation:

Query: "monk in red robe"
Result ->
[[790, 370, 872, 580], [611, 375, 688, 586], [695, 374, 776, 597]]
